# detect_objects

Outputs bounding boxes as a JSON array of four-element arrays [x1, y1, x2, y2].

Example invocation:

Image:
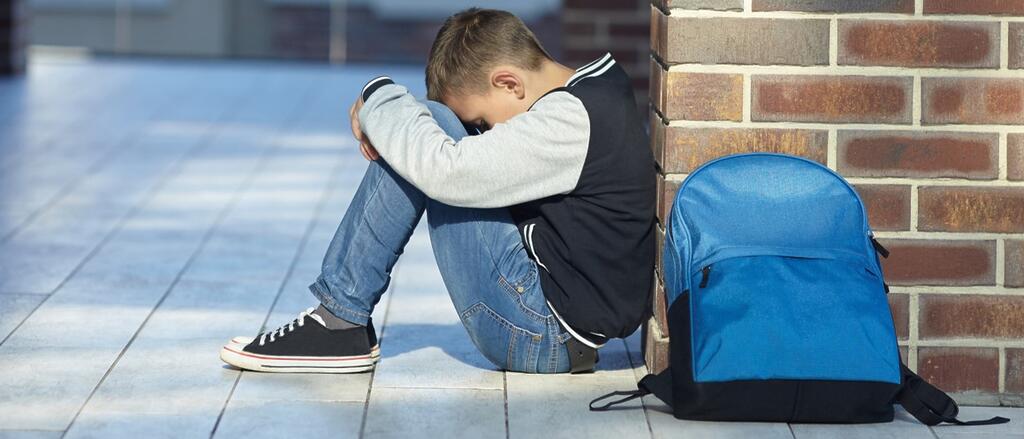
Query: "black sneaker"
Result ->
[[220, 306, 380, 373]]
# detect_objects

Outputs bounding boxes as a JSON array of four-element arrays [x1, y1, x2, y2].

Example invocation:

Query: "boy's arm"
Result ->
[[356, 76, 590, 209]]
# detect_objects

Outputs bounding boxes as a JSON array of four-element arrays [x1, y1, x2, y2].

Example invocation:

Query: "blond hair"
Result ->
[[425, 8, 553, 101]]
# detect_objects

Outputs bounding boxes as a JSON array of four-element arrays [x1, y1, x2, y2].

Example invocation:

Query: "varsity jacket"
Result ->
[[356, 52, 656, 349]]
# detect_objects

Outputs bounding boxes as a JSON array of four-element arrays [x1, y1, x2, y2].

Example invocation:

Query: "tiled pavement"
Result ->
[[0, 55, 1020, 439]]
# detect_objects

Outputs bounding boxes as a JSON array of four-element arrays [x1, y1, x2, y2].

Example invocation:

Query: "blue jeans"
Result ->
[[308, 99, 574, 373]]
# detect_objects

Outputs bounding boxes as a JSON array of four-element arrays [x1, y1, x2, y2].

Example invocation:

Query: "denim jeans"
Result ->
[[308, 98, 574, 374]]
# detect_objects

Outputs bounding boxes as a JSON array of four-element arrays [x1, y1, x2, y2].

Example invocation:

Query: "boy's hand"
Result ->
[[349, 97, 379, 161]]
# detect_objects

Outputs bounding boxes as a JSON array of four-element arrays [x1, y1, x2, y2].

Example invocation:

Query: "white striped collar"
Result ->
[[564, 52, 615, 87]]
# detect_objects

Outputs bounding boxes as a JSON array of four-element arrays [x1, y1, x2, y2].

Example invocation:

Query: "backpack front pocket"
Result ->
[[687, 254, 900, 385]]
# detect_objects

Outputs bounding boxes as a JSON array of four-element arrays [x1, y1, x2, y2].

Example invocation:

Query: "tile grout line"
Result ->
[[209, 156, 347, 439], [621, 336, 656, 439], [0, 64, 119, 174], [0, 71, 211, 349], [503, 371, 510, 439], [0, 69, 200, 246], [359, 251, 400, 439], [57, 72, 273, 438]]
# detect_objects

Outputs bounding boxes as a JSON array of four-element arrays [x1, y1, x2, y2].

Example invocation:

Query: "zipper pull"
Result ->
[[699, 265, 711, 288]]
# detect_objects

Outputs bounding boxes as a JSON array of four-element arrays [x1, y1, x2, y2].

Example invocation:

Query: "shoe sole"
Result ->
[[219, 343, 380, 373]]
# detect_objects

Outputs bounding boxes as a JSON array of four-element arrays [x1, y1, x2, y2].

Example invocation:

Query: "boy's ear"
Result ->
[[491, 70, 525, 99]]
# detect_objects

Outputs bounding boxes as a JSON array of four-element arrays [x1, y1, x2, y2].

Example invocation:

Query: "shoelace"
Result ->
[[258, 306, 327, 346]]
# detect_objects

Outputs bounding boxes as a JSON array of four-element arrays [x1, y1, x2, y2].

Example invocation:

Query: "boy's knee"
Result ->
[[421, 99, 467, 138]]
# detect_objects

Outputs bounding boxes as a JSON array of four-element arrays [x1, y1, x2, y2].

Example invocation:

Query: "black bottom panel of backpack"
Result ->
[[662, 292, 901, 424], [670, 379, 899, 423]]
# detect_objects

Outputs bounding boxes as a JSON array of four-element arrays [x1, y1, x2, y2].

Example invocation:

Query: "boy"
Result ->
[[219, 7, 655, 374]]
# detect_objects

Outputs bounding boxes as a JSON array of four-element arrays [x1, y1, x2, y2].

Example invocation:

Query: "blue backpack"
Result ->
[[590, 153, 1009, 426]]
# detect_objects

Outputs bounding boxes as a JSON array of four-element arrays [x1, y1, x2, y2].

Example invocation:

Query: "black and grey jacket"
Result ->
[[357, 52, 656, 349]]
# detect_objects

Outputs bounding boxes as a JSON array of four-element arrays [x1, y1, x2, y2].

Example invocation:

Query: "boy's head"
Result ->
[[426, 8, 560, 130]]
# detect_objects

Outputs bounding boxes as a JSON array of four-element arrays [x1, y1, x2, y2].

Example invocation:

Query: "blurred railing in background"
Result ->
[[25, 0, 562, 65]]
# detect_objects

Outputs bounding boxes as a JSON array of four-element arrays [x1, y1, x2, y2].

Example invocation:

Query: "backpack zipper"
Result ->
[[699, 265, 712, 288]]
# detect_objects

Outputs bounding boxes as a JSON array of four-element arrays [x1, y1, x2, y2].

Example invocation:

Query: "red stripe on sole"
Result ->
[[222, 345, 379, 362]]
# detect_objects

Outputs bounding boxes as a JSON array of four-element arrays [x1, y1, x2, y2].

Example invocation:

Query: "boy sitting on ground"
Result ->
[[220, 7, 656, 374]]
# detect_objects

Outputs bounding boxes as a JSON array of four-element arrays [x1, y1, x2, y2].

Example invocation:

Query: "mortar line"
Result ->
[[666, 119, 1024, 132], [910, 184, 919, 231], [666, 8, 1024, 21], [827, 129, 837, 170], [830, 18, 838, 66], [742, 73, 752, 122], [666, 63, 1024, 77], [997, 239, 1006, 287], [909, 292, 919, 371], [912, 76, 922, 126], [999, 346, 1007, 393], [1000, 132, 1009, 180], [1002, 21, 1010, 70]]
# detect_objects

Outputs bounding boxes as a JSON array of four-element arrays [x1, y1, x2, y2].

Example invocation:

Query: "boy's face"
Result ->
[[442, 71, 532, 132]]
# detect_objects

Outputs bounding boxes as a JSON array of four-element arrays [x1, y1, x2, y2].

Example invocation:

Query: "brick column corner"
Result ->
[[648, 0, 1024, 406]]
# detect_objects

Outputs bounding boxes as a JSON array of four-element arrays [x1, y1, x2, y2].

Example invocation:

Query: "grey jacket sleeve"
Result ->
[[356, 78, 590, 209]]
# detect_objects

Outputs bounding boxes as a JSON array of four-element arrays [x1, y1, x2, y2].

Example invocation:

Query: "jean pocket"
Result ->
[[460, 301, 542, 373]]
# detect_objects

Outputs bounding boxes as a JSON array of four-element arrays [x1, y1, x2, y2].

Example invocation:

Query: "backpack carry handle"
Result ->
[[589, 389, 649, 411], [897, 363, 1010, 426]]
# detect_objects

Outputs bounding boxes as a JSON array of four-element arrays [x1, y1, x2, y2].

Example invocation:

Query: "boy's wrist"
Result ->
[[361, 76, 394, 102]]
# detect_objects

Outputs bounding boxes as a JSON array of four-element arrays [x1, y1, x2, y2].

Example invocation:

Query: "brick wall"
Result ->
[[0, 0, 27, 75], [562, 0, 651, 110], [647, 0, 1024, 406]]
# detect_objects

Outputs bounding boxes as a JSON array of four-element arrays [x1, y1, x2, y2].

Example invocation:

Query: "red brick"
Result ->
[[655, 225, 665, 283], [924, 0, 1024, 15], [917, 347, 999, 393], [753, 75, 912, 124], [651, 6, 667, 61], [923, 77, 1024, 125], [878, 239, 996, 286], [852, 184, 911, 231], [655, 16, 829, 65], [651, 110, 666, 171], [1008, 348, 1024, 393], [656, 176, 682, 226], [653, 70, 743, 121], [660, 127, 828, 173], [653, 273, 669, 332], [920, 294, 1024, 339], [888, 293, 909, 340], [918, 187, 1024, 233], [754, 0, 913, 12], [839, 21, 999, 68], [1011, 23, 1024, 70], [1007, 240, 1024, 288], [837, 131, 998, 179], [1010, 133, 1024, 181], [643, 317, 671, 374]]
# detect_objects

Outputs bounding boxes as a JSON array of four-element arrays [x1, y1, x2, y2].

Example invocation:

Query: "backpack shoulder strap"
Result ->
[[897, 362, 1010, 426]]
